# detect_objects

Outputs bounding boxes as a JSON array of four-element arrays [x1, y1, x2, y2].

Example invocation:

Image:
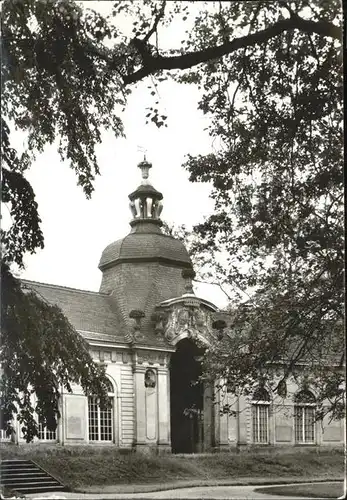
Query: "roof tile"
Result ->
[[21, 280, 125, 339]]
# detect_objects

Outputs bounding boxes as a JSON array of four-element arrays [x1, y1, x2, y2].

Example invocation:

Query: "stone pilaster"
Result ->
[[213, 382, 229, 451], [203, 383, 214, 451], [237, 395, 248, 447], [133, 365, 147, 449], [157, 367, 171, 453]]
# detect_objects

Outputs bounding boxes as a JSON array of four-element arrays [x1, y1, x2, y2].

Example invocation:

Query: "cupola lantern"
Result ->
[[129, 158, 163, 226]]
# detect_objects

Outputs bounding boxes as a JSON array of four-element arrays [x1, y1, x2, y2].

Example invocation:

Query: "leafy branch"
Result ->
[[120, 15, 340, 84]]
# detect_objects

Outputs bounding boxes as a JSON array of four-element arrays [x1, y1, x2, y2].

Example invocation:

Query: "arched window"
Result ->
[[294, 390, 316, 444], [252, 387, 270, 444], [88, 379, 114, 442]]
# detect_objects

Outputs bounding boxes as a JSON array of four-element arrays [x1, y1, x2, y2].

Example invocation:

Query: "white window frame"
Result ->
[[38, 421, 57, 441], [294, 402, 316, 444], [251, 388, 271, 444], [252, 400, 270, 443], [0, 429, 11, 442], [88, 381, 114, 443]]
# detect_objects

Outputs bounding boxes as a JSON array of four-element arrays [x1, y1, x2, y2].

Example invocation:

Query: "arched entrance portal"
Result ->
[[170, 338, 211, 454]]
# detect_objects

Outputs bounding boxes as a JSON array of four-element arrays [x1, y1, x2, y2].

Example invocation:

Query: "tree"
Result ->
[[1, 0, 122, 440], [152, 0, 343, 419], [1, 263, 110, 442], [1, 0, 343, 428], [178, 2, 343, 418]]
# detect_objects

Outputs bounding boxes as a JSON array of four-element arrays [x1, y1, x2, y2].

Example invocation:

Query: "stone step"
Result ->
[[14, 484, 67, 493], [1, 459, 32, 463], [1, 460, 33, 466], [3, 480, 60, 487], [0, 459, 68, 494], [1, 468, 44, 474], [1, 475, 54, 484]]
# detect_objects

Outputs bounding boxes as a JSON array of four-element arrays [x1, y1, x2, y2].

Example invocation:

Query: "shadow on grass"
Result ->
[[255, 481, 344, 499]]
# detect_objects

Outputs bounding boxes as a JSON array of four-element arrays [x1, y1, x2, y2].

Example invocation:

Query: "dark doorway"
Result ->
[[170, 338, 204, 454]]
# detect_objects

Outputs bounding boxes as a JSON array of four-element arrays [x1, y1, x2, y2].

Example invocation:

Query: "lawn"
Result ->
[[0, 445, 344, 492], [255, 481, 344, 498]]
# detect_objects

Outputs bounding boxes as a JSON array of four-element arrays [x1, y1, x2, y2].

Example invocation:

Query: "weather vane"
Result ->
[[137, 145, 147, 161]]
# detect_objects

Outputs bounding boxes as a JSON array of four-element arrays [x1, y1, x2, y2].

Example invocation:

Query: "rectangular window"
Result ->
[[252, 404, 269, 443], [38, 422, 57, 441], [88, 397, 99, 441], [295, 406, 315, 443], [0, 429, 11, 441], [88, 397, 113, 442], [295, 406, 303, 442]]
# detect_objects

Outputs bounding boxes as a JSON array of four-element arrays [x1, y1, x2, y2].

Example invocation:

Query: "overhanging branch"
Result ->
[[122, 16, 340, 84]]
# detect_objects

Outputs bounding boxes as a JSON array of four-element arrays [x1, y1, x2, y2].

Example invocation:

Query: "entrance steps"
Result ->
[[0, 459, 69, 495]]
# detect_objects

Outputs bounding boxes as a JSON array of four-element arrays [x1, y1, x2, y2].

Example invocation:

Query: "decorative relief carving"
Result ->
[[144, 368, 156, 388], [90, 349, 132, 364], [158, 353, 166, 366], [122, 352, 131, 364], [136, 350, 168, 366], [136, 352, 145, 365], [162, 304, 216, 345], [126, 310, 145, 343], [147, 351, 158, 364], [104, 351, 111, 361], [91, 349, 116, 363]]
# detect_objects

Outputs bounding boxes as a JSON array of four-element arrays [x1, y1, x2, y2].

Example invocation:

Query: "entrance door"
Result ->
[[170, 338, 204, 453]]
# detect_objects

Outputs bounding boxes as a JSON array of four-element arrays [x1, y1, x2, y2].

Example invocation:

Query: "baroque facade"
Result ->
[[5, 160, 344, 452]]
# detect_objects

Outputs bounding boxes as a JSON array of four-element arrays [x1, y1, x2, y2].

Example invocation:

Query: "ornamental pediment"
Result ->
[[153, 295, 219, 346]]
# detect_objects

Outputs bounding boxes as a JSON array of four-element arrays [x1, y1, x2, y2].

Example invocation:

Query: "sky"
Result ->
[[5, 2, 232, 309]]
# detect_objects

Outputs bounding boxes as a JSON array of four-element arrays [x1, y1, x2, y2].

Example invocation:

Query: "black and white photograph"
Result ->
[[0, 1, 344, 499]]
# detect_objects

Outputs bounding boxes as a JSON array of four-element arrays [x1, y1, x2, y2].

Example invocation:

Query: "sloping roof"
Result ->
[[20, 279, 178, 349], [79, 331, 125, 345], [99, 232, 192, 270], [21, 280, 126, 340], [129, 183, 163, 200], [20, 279, 231, 350]]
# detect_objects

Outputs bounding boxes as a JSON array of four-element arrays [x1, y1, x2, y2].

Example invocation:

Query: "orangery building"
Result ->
[[4, 160, 344, 452]]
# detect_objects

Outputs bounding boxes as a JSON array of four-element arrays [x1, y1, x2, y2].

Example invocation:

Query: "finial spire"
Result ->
[[138, 158, 152, 184]]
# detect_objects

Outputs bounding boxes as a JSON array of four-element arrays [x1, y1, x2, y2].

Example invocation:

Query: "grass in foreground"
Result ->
[[0, 445, 344, 491], [255, 481, 344, 498]]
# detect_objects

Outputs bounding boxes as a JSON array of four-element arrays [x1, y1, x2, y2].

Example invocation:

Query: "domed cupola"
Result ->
[[98, 159, 194, 337], [99, 159, 192, 272]]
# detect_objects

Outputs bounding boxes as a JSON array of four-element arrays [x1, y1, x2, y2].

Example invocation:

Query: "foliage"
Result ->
[[1, 0, 343, 430], [135, 1, 343, 418], [1, 0, 125, 266], [1, 0, 124, 440], [178, 1, 344, 418], [0, 263, 109, 442]]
